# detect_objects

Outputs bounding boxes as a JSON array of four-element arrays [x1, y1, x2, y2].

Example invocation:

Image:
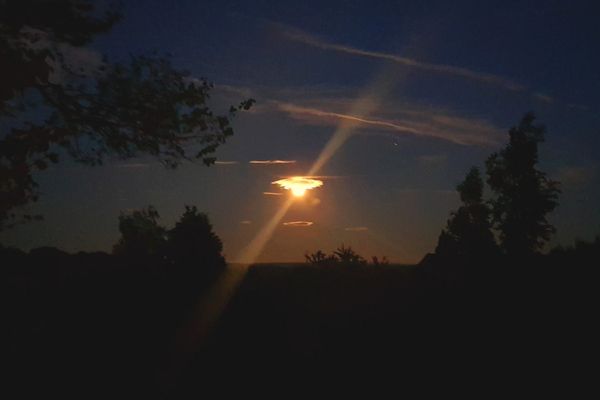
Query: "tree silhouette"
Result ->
[[0, 0, 254, 228], [486, 112, 560, 257], [165, 205, 225, 272], [435, 167, 498, 261], [113, 206, 166, 259]]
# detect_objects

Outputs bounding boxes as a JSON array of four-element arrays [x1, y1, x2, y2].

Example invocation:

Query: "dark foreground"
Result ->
[[4, 249, 598, 397]]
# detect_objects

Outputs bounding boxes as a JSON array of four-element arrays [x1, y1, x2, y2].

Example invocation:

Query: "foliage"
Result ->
[[0, 0, 254, 228], [305, 249, 337, 266], [435, 167, 498, 260], [113, 205, 225, 271], [435, 113, 560, 262], [165, 205, 225, 270], [112, 206, 166, 259], [305, 245, 375, 267], [486, 112, 560, 257], [333, 244, 367, 266]]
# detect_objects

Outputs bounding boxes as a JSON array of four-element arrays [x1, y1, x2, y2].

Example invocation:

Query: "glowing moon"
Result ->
[[291, 187, 306, 197], [272, 176, 323, 197]]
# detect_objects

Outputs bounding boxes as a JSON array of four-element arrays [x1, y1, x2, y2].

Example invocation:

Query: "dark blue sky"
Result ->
[[3, 0, 600, 262]]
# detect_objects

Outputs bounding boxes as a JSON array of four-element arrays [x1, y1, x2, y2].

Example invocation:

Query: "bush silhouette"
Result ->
[[305, 245, 377, 267], [305, 250, 337, 266], [334, 244, 367, 266]]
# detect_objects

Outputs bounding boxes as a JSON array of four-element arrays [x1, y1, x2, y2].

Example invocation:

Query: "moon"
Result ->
[[272, 176, 324, 198]]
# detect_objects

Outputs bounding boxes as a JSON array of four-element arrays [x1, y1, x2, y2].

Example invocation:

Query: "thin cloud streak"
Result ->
[[345, 227, 369, 232], [277, 102, 502, 146], [249, 160, 297, 165], [263, 192, 284, 196], [282, 221, 314, 227], [281, 27, 525, 91], [214, 161, 239, 165], [213, 83, 503, 146], [533, 93, 555, 104]]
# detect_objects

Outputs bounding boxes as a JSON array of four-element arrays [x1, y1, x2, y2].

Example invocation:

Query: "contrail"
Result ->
[[282, 27, 525, 92]]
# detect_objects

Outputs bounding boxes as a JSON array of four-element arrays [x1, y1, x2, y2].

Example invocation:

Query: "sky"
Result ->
[[2, 0, 600, 263]]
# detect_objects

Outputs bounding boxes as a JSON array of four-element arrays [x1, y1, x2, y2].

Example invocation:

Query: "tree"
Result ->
[[165, 205, 225, 271], [112, 206, 166, 259], [0, 0, 254, 228], [435, 167, 498, 260], [485, 112, 560, 257]]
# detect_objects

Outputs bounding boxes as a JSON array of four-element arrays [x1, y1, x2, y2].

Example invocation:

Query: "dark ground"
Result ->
[[3, 249, 597, 397]]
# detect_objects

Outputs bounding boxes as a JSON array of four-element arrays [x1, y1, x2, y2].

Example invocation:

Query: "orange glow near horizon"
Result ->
[[272, 176, 323, 198]]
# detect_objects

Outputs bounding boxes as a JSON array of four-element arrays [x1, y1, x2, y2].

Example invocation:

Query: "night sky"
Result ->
[[2, 0, 599, 263]]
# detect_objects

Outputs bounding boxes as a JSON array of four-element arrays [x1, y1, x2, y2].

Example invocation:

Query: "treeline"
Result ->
[[303, 113, 599, 280], [305, 244, 389, 267], [425, 113, 598, 284], [2, 205, 227, 397], [436, 112, 560, 262], [3, 204, 225, 275], [112, 205, 225, 273]]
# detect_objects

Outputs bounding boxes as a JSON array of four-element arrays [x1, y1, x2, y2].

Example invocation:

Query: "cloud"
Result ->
[[240, 220, 252, 225], [263, 192, 284, 196], [282, 221, 313, 227], [345, 227, 369, 232], [214, 83, 505, 146], [280, 26, 524, 91], [214, 161, 239, 165], [249, 160, 297, 165], [276, 102, 503, 146], [533, 93, 555, 104]]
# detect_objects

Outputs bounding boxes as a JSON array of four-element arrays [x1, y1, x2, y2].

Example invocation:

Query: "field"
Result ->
[[4, 251, 596, 396]]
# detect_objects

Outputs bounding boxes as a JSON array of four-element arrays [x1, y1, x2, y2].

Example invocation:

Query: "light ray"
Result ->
[[237, 196, 295, 263]]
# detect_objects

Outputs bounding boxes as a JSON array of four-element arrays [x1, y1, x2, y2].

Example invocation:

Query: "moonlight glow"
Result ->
[[272, 176, 324, 197]]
